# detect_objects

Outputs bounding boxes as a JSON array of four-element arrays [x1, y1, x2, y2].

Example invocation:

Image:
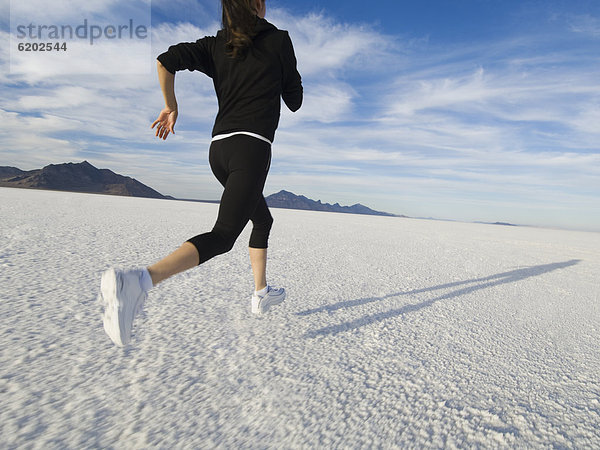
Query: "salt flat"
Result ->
[[1, 187, 599, 448]]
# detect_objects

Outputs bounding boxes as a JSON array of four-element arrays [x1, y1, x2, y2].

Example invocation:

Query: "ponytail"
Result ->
[[221, 0, 261, 58]]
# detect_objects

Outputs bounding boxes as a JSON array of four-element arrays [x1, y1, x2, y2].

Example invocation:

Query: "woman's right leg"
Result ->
[[248, 195, 273, 291], [249, 247, 267, 292]]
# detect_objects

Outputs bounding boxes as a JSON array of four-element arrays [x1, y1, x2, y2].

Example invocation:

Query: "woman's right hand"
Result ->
[[151, 107, 178, 140]]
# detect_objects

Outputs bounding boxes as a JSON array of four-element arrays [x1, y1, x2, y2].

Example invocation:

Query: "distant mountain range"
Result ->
[[0, 161, 171, 199], [0, 161, 519, 225], [265, 190, 401, 217], [0, 161, 401, 217]]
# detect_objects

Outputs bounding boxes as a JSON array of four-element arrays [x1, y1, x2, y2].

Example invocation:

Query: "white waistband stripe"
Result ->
[[211, 131, 272, 145]]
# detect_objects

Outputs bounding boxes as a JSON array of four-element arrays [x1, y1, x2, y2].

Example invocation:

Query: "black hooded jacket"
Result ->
[[157, 18, 303, 143]]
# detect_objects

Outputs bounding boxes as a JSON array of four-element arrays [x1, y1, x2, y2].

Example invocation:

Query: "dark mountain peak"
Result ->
[[0, 161, 170, 199], [265, 190, 398, 217], [0, 166, 26, 180]]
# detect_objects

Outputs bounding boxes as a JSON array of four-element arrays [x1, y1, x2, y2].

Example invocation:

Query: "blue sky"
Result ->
[[1, 0, 599, 231]]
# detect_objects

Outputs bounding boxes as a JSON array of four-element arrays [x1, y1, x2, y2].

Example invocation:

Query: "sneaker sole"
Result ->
[[101, 268, 127, 346], [101, 268, 142, 347]]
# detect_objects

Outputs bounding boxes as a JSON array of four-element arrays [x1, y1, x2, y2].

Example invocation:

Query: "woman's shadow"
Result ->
[[298, 259, 581, 338]]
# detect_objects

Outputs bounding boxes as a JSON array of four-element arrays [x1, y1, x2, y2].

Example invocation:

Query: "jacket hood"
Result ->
[[254, 18, 277, 36], [216, 17, 277, 41]]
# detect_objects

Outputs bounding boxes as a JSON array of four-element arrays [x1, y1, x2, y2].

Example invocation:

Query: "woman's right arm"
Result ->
[[281, 32, 303, 112]]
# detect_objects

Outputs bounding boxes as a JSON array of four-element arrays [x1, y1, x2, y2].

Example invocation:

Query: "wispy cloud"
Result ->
[[10, 0, 128, 23], [270, 10, 393, 77], [568, 14, 600, 37]]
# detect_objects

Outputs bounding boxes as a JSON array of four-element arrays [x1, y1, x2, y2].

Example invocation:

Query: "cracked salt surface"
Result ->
[[1, 187, 599, 448]]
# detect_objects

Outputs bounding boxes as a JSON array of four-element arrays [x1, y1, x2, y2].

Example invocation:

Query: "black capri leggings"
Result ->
[[187, 134, 273, 265]]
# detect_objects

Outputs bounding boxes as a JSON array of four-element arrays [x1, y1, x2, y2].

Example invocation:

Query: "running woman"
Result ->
[[99, 0, 302, 347]]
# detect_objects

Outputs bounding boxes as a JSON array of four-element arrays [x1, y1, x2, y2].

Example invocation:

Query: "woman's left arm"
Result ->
[[151, 60, 178, 140]]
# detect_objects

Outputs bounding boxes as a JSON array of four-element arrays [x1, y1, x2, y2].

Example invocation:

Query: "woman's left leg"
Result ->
[[147, 242, 199, 286]]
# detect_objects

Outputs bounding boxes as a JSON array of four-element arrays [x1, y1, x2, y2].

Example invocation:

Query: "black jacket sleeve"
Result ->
[[157, 37, 215, 77], [280, 32, 303, 112]]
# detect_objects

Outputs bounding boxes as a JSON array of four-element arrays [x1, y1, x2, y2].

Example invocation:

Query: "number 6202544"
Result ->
[[17, 42, 67, 51]]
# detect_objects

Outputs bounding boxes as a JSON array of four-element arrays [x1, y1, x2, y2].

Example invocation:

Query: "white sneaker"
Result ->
[[100, 268, 147, 347], [251, 286, 286, 315]]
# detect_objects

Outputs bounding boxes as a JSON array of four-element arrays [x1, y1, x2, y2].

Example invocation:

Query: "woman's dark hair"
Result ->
[[221, 0, 261, 58]]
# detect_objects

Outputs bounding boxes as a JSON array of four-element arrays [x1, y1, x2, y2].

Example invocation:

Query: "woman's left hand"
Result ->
[[151, 107, 178, 140]]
